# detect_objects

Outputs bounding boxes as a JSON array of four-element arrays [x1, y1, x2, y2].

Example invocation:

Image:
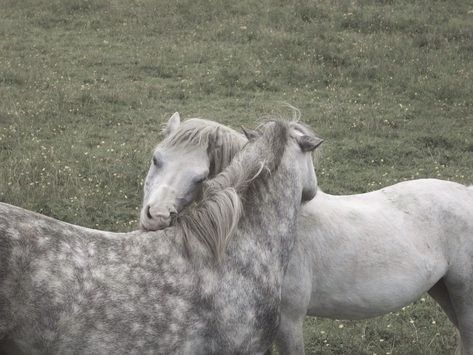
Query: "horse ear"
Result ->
[[241, 126, 258, 141], [164, 112, 181, 136], [296, 135, 323, 152]]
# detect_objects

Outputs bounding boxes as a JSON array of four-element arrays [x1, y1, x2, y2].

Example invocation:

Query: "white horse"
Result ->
[[281, 182, 473, 355], [141, 113, 473, 355]]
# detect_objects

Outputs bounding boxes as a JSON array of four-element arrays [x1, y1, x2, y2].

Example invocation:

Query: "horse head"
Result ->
[[140, 112, 246, 230]]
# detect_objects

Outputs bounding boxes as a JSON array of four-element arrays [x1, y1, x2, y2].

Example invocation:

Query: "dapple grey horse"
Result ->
[[141, 113, 473, 355], [0, 120, 321, 354]]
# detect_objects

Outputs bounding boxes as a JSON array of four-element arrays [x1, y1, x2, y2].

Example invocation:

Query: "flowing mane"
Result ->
[[175, 121, 290, 263], [160, 118, 247, 177]]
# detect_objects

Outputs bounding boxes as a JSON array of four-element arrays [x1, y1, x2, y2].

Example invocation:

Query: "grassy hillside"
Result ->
[[1, 0, 472, 353]]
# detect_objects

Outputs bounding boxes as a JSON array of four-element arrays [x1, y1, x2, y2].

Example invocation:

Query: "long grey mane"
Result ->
[[160, 118, 247, 177], [175, 121, 289, 263]]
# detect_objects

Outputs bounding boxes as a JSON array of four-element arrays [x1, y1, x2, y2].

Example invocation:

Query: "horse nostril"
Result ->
[[170, 211, 177, 218], [146, 205, 153, 219]]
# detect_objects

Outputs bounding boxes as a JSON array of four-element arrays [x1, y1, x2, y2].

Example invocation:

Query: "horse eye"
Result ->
[[194, 176, 206, 184], [152, 156, 161, 168]]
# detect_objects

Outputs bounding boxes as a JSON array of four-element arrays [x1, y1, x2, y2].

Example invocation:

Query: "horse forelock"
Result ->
[[160, 118, 246, 176], [207, 126, 246, 177]]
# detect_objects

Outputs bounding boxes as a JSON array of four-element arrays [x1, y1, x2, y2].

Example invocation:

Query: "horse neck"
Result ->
[[241, 162, 301, 267]]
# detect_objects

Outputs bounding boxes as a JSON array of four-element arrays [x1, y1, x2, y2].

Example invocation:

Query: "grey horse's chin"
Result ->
[[139, 225, 149, 232], [139, 218, 172, 231]]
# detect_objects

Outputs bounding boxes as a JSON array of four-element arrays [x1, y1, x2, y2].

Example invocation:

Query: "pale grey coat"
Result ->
[[0, 121, 319, 354]]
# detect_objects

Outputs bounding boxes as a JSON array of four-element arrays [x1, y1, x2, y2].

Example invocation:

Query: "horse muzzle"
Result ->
[[140, 205, 177, 231]]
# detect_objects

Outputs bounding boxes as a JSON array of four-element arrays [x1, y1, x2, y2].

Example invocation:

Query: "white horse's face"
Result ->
[[141, 147, 210, 230], [140, 113, 210, 231]]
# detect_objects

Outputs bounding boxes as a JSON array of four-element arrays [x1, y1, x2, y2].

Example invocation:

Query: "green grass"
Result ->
[[0, 0, 472, 353]]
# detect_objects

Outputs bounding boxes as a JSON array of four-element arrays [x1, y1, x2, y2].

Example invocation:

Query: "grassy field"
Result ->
[[1, 0, 472, 353]]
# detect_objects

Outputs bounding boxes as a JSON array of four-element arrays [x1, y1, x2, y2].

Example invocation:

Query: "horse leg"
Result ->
[[274, 240, 312, 354], [274, 313, 305, 355], [428, 278, 459, 327], [451, 300, 473, 355], [443, 279, 473, 355], [453, 301, 473, 355], [428, 278, 464, 354]]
